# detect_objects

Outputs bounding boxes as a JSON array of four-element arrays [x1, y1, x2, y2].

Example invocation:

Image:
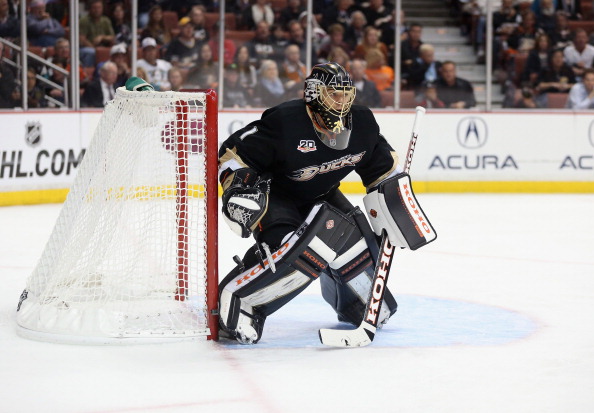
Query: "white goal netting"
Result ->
[[16, 88, 218, 343]]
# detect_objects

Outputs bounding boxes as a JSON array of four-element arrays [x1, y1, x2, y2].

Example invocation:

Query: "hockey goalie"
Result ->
[[218, 62, 436, 345]]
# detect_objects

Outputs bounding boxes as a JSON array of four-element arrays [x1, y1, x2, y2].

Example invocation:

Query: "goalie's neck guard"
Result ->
[[306, 106, 353, 150]]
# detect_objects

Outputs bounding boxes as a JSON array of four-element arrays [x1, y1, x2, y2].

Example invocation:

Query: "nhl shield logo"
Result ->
[[326, 220, 334, 230], [25, 121, 42, 146]]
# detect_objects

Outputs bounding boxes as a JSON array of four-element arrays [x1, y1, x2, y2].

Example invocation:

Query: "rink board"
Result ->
[[1, 110, 594, 205]]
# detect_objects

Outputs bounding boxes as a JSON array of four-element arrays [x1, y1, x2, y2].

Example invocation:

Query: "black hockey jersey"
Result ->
[[219, 99, 398, 205]]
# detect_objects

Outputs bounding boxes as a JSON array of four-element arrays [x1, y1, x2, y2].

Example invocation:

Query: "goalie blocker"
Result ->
[[364, 173, 437, 250]]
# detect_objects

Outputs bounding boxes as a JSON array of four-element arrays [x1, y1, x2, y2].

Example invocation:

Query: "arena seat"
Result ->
[[204, 13, 237, 32], [547, 93, 569, 109], [225, 30, 256, 47], [513, 52, 529, 87], [94, 46, 111, 64], [380, 90, 416, 108], [568, 20, 594, 34]]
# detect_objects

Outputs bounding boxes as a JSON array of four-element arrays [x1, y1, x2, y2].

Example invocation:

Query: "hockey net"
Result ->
[[16, 88, 219, 343]]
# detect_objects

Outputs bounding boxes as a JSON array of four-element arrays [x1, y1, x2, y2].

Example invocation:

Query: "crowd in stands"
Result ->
[[449, 0, 594, 108], [1, 0, 593, 109]]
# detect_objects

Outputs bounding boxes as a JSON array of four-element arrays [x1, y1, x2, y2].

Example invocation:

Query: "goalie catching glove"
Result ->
[[364, 173, 437, 250], [221, 168, 270, 238]]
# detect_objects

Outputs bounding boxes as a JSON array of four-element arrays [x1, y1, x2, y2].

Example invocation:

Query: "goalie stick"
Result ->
[[319, 106, 426, 347]]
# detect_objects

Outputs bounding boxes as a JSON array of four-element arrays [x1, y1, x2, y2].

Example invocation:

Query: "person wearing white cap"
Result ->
[[93, 43, 130, 88], [137, 37, 172, 91]]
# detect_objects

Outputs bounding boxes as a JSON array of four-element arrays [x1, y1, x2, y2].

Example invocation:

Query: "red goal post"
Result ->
[[16, 88, 219, 344]]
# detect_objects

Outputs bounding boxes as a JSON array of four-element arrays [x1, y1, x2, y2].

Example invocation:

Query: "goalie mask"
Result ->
[[304, 62, 356, 150]]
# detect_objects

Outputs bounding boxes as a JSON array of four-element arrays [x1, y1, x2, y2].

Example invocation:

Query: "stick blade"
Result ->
[[319, 323, 376, 348]]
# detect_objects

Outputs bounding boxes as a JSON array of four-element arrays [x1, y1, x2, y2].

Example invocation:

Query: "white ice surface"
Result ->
[[1, 194, 594, 413]]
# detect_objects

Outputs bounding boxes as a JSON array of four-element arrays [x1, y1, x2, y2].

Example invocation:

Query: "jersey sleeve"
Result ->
[[354, 109, 400, 190]]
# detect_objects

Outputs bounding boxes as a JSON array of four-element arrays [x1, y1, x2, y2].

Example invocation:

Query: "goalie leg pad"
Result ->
[[219, 202, 360, 343], [321, 244, 398, 327], [364, 173, 437, 250]]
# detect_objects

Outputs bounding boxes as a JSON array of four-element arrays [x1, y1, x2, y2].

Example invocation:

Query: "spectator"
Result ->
[[556, 0, 582, 20], [80, 0, 115, 47], [535, 48, 575, 104], [566, 68, 594, 108], [350, 58, 381, 108], [137, 37, 172, 91], [270, 23, 290, 63], [110, 2, 132, 45], [26, 0, 65, 47], [242, 0, 275, 31], [344, 10, 367, 52], [209, 22, 236, 66], [234, 44, 258, 94], [278, 0, 304, 30], [459, 0, 483, 47], [353, 26, 389, 61], [160, 0, 198, 17], [364, 48, 394, 92], [318, 23, 351, 62], [362, 0, 393, 32], [188, 5, 209, 43], [401, 22, 423, 70], [279, 44, 307, 97], [563, 28, 594, 80], [549, 11, 572, 49], [186, 42, 219, 89], [222, 63, 252, 108], [492, 0, 519, 71], [40, 37, 88, 85], [507, 10, 539, 57], [140, 5, 171, 46], [136, 66, 149, 84], [435, 61, 476, 108], [287, 19, 315, 65], [406, 43, 442, 92], [230, 0, 251, 22], [379, 8, 404, 56], [493, 0, 519, 32], [418, 82, 446, 108], [95, 43, 130, 88], [45, 57, 67, 107], [79, 0, 116, 67], [321, 0, 355, 31], [253, 59, 285, 107], [82, 61, 118, 107], [246, 20, 276, 66], [24, 67, 48, 108], [513, 85, 539, 108], [137, 0, 160, 29], [167, 67, 184, 91], [0, 41, 18, 108], [534, 0, 556, 34], [0, 0, 19, 39], [327, 46, 351, 70], [522, 33, 553, 86], [298, 11, 327, 55], [165, 17, 201, 71]]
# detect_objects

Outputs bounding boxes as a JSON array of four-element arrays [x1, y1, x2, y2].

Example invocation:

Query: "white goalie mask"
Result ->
[[304, 63, 356, 150]]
